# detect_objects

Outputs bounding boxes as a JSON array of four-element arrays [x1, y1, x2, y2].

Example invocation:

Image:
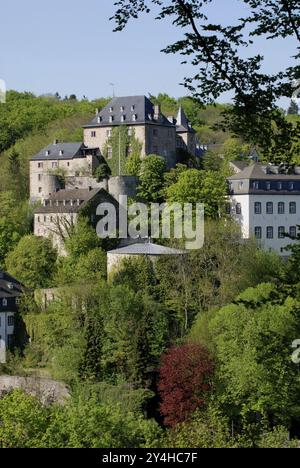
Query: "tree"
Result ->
[[287, 100, 299, 115], [64, 217, 101, 260], [165, 168, 227, 217], [208, 283, 300, 427], [5, 235, 57, 288], [125, 152, 142, 176], [111, 1, 300, 161], [137, 155, 166, 203], [0, 390, 50, 448], [158, 343, 214, 427]]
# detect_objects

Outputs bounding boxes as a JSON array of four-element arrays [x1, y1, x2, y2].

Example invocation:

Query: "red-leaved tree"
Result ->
[[158, 343, 214, 427]]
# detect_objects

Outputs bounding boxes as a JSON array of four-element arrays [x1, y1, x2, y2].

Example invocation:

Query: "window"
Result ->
[[38, 187, 42, 193], [289, 182, 294, 191], [278, 202, 285, 214], [7, 315, 14, 327], [97, 116, 102, 123], [253, 181, 259, 189], [52, 162, 58, 169], [121, 115, 126, 122], [277, 182, 282, 190], [153, 129, 158, 137], [266, 226, 274, 239], [7, 335, 13, 349], [266, 202, 273, 214], [225, 203, 231, 215], [91, 131, 96, 138], [107, 146, 113, 159], [109, 107, 113, 112], [2, 298, 7, 307], [106, 129, 112, 138], [266, 182, 271, 190], [236, 203, 242, 215], [67, 162, 70, 167], [16, 297, 20, 305], [120, 106, 125, 112], [254, 202, 261, 214], [131, 105, 135, 111], [38, 162, 43, 168], [290, 226, 297, 238], [289, 202, 296, 214], [255, 227, 262, 239], [44, 216, 47, 222], [109, 115, 114, 123], [38, 174, 42, 181], [278, 226, 285, 239]]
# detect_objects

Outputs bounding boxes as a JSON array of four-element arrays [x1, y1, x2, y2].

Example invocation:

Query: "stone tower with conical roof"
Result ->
[[175, 106, 197, 156]]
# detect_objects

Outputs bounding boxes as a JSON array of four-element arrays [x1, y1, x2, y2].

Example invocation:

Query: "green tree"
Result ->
[[5, 235, 57, 288], [165, 169, 227, 218], [208, 283, 300, 426], [137, 155, 167, 203], [0, 390, 50, 448], [112, 1, 300, 161]]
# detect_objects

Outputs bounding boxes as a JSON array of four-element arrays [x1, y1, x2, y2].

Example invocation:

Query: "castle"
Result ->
[[30, 95, 199, 252]]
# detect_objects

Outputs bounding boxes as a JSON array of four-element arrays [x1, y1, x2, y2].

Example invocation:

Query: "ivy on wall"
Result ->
[[103, 127, 142, 176]]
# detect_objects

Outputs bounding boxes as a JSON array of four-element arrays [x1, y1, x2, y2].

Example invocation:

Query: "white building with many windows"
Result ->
[[228, 163, 300, 255], [0, 271, 23, 363]]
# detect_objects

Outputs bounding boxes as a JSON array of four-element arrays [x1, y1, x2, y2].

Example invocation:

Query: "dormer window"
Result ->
[[253, 181, 259, 190], [120, 106, 125, 112], [266, 182, 271, 190], [2, 298, 7, 307], [277, 182, 282, 190], [97, 116, 102, 123], [132, 114, 137, 122], [121, 115, 126, 122], [131, 105, 135, 111], [45, 150, 50, 156], [109, 107, 114, 113], [109, 115, 114, 123], [7, 283, 13, 290], [59, 150, 64, 156], [289, 182, 294, 191]]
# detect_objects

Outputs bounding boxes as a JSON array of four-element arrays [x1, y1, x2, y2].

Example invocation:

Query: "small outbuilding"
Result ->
[[107, 240, 186, 276]]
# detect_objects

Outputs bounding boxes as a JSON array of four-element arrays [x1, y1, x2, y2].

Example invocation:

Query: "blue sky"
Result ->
[[0, 0, 297, 106]]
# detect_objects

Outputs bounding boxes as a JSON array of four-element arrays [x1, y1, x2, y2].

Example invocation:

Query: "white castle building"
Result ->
[[228, 162, 300, 255]]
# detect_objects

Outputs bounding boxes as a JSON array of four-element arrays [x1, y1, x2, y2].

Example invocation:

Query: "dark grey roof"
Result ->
[[31, 142, 89, 161], [230, 160, 249, 172], [228, 163, 300, 181], [84, 96, 174, 128], [108, 242, 186, 256], [34, 188, 114, 214], [175, 106, 196, 134], [0, 271, 23, 300]]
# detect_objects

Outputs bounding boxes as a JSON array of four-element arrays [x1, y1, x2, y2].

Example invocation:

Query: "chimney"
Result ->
[[154, 105, 161, 119]]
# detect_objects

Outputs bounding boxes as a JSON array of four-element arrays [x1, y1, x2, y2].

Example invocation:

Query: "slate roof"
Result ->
[[34, 188, 115, 214], [228, 163, 300, 181], [30, 142, 97, 161], [108, 241, 186, 256], [230, 160, 250, 172], [0, 271, 23, 300], [176, 106, 196, 134], [84, 96, 175, 128]]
